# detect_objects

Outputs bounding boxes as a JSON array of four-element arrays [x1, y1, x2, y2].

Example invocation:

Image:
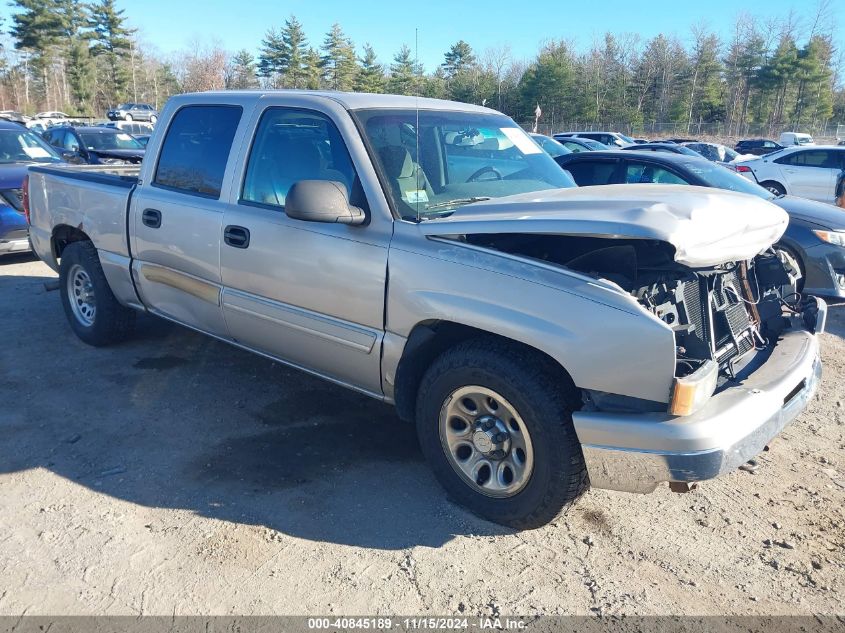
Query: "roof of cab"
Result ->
[[172, 90, 497, 113]]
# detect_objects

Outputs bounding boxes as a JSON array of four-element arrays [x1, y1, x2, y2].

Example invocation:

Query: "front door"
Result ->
[[219, 105, 389, 395]]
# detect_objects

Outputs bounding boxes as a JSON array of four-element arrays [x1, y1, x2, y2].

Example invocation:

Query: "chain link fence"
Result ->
[[522, 120, 844, 143]]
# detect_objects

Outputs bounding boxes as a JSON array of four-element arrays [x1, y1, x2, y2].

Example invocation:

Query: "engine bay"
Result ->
[[463, 233, 806, 381]]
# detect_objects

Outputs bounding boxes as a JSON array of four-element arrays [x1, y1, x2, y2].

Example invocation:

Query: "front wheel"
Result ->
[[124, 113, 133, 121], [59, 241, 136, 346], [150, 115, 157, 124], [415, 338, 587, 529]]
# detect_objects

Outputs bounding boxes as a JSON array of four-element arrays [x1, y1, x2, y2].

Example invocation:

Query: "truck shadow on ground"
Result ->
[[1, 282, 509, 550]]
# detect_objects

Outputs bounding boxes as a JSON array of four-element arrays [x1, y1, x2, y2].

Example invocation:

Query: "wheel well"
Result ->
[[52, 224, 91, 260], [393, 321, 579, 423], [760, 179, 786, 193]]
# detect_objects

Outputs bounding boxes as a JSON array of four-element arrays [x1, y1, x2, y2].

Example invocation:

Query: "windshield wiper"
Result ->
[[424, 196, 492, 211]]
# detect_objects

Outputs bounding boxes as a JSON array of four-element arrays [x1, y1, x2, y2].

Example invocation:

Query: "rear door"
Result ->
[[218, 100, 390, 395], [129, 104, 245, 338], [774, 150, 838, 201]]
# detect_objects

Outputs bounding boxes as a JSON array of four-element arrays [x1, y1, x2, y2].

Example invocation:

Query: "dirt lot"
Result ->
[[1, 253, 843, 616]]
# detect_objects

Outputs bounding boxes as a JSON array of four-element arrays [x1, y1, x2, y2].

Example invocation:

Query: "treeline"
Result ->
[[1, 0, 843, 135]]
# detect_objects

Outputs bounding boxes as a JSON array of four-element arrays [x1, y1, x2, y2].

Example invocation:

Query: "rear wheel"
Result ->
[[761, 180, 786, 196], [59, 241, 136, 346], [415, 338, 587, 529]]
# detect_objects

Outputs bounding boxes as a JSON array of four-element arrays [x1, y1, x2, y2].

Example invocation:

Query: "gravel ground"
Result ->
[[0, 253, 843, 616]]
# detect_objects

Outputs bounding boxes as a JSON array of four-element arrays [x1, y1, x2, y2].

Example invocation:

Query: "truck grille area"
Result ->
[[711, 269, 756, 365]]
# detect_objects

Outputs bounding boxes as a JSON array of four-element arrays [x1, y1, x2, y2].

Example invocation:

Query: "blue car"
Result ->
[[0, 120, 64, 257]]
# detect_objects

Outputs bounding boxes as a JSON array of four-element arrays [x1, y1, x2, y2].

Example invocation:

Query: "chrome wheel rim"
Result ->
[[766, 185, 783, 195], [439, 386, 534, 498], [67, 264, 96, 327]]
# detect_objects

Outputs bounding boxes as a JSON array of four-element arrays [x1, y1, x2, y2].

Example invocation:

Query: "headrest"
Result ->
[[379, 146, 415, 179]]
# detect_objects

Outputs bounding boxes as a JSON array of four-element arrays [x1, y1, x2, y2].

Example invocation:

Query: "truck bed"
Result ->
[[27, 164, 141, 274], [29, 163, 141, 188]]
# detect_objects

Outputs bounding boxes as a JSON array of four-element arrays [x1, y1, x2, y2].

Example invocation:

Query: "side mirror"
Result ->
[[285, 180, 365, 226]]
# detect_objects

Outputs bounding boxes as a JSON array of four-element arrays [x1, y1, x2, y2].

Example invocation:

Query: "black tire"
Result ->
[[124, 113, 133, 121], [761, 180, 786, 196], [415, 338, 587, 529], [59, 241, 136, 346]]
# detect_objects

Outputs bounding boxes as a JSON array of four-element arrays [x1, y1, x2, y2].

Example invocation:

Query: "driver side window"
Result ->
[[241, 108, 358, 210]]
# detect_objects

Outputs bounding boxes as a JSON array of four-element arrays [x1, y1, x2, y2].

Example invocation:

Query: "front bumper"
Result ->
[[573, 316, 824, 493], [802, 242, 845, 298]]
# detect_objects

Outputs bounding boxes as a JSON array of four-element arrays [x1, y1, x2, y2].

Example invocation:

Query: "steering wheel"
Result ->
[[466, 166, 503, 182]]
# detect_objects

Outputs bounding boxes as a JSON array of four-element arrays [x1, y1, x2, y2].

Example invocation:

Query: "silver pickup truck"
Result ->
[[25, 91, 826, 528]]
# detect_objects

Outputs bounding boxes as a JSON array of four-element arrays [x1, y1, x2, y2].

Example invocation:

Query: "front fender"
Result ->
[[385, 223, 677, 404]]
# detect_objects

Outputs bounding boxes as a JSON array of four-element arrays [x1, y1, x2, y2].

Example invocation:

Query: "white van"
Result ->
[[780, 132, 815, 146]]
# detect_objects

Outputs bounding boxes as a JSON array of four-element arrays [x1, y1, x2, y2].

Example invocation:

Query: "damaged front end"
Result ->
[[463, 233, 824, 417]]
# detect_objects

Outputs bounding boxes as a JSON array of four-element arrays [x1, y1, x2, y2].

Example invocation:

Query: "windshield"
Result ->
[[357, 109, 575, 220], [618, 133, 635, 144], [532, 135, 571, 158], [682, 160, 774, 200], [0, 128, 62, 164], [79, 131, 144, 151], [583, 139, 608, 150], [797, 136, 814, 145]]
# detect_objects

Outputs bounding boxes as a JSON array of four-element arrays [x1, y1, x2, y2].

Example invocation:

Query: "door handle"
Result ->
[[224, 225, 250, 249], [142, 208, 161, 228]]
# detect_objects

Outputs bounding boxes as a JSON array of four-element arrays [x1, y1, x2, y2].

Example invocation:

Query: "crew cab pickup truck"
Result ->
[[25, 91, 826, 529]]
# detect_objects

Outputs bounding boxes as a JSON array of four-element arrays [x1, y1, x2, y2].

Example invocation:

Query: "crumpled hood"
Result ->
[[421, 184, 788, 268]]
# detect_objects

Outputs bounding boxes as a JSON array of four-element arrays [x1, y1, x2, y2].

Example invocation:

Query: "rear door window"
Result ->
[[624, 162, 688, 184], [564, 160, 619, 186], [153, 105, 242, 198], [775, 150, 837, 168]]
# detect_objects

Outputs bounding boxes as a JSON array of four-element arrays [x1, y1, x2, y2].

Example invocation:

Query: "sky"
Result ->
[[9, 0, 844, 70]]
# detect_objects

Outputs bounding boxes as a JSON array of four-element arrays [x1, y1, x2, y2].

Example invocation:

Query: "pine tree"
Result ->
[[320, 23, 357, 91], [67, 38, 95, 110], [441, 40, 475, 78], [280, 16, 308, 88], [387, 45, 422, 95], [10, 0, 64, 107], [354, 44, 384, 93], [228, 49, 258, 89], [257, 28, 285, 86], [302, 48, 322, 90], [88, 0, 135, 105]]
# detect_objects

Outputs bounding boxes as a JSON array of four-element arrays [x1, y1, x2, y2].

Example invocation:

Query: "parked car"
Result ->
[[621, 142, 701, 156], [554, 136, 608, 153], [0, 120, 64, 256], [107, 103, 158, 123], [103, 121, 155, 135], [26, 91, 825, 528], [0, 111, 30, 125], [554, 149, 845, 298], [735, 138, 784, 156], [733, 145, 845, 202], [662, 137, 698, 144], [529, 133, 571, 158], [33, 111, 71, 126], [553, 131, 633, 147], [631, 138, 650, 144], [682, 142, 756, 164], [780, 132, 814, 147], [43, 126, 145, 165]]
